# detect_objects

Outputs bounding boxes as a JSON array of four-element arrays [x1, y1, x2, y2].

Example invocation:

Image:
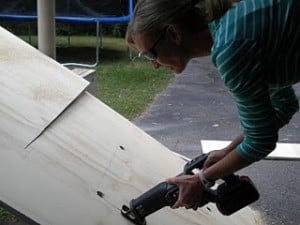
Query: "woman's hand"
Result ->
[[203, 134, 245, 169], [165, 134, 245, 210], [203, 149, 229, 170], [166, 174, 204, 210]]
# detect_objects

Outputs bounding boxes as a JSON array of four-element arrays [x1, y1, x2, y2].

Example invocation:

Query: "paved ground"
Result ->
[[134, 57, 300, 225]]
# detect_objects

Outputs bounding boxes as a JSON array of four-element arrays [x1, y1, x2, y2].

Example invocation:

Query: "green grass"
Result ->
[[0, 207, 17, 223], [97, 58, 173, 119], [95, 37, 174, 119]]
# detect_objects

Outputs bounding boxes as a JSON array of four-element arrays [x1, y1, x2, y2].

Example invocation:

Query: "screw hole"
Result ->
[[97, 191, 104, 198]]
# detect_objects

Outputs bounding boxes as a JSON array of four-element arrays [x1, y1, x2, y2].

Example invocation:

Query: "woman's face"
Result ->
[[133, 28, 191, 74]]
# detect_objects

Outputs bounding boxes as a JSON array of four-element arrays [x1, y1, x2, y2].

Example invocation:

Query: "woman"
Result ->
[[126, 0, 299, 210]]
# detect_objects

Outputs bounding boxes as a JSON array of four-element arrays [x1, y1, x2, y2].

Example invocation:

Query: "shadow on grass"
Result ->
[[56, 46, 129, 64]]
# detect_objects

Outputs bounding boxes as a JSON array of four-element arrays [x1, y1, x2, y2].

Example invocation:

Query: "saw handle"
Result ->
[[183, 154, 208, 174]]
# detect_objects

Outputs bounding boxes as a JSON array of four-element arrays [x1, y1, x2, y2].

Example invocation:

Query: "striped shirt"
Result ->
[[209, 0, 300, 162]]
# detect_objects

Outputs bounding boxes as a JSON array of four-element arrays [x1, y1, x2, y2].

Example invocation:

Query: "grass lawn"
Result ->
[[97, 58, 174, 119], [0, 35, 174, 223], [0, 207, 18, 224]]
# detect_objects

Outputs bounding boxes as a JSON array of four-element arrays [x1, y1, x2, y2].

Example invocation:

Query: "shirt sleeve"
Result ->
[[211, 40, 284, 162], [269, 86, 299, 129]]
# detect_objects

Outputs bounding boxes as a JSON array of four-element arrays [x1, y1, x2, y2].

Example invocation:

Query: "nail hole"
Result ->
[[206, 207, 211, 212], [119, 146, 125, 150], [97, 191, 104, 198]]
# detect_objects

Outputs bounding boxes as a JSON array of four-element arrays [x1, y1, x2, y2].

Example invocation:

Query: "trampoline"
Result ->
[[0, 0, 134, 67]]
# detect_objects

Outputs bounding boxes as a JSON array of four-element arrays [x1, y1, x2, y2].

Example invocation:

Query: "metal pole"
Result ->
[[63, 21, 100, 68], [37, 0, 56, 59], [27, 23, 32, 44]]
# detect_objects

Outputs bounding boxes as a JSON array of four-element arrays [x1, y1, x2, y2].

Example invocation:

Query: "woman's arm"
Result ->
[[203, 147, 250, 181], [203, 133, 244, 169], [223, 133, 244, 152], [167, 137, 251, 209], [166, 147, 251, 209]]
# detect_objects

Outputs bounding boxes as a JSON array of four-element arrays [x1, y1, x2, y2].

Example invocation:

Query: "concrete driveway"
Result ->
[[134, 57, 300, 225]]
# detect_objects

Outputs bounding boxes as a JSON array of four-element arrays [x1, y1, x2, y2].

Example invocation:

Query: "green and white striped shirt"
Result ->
[[209, 0, 300, 162]]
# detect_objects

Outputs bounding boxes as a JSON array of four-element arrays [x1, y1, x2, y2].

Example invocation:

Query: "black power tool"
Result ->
[[121, 154, 259, 225]]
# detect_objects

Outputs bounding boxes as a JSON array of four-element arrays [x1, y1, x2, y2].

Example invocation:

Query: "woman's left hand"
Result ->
[[166, 174, 204, 210]]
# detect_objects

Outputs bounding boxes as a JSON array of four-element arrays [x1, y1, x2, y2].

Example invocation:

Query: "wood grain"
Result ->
[[0, 27, 264, 225], [1, 93, 263, 225], [0, 26, 88, 147]]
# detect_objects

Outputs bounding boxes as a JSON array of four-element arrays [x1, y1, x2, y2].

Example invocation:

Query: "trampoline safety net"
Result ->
[[0, 0, 130, 17]]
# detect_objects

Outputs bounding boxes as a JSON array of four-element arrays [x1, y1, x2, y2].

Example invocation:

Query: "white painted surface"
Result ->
[[201, 140, 300, 160]]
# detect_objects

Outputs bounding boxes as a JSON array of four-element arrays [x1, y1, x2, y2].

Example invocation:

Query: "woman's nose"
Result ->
[[151, 61, 161, 69]]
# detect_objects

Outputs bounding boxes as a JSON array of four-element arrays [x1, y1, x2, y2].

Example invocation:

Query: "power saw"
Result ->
[[121, 154, 259, 225]]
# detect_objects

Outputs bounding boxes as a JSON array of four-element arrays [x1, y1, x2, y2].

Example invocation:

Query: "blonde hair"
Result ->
[[126, 0, 233, 49]]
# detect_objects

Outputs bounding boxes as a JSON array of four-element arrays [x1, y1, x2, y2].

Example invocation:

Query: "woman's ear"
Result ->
[[166, 25, 182, 46]]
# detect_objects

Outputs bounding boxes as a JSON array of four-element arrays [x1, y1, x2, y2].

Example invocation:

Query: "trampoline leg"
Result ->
[[100, 23, 103, 49], [63, 21, 100, 68], [27, 23, 32, 44]]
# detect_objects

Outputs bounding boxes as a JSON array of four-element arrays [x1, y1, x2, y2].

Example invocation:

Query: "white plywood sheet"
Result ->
[[0, 93, 263, 225], [0, 26, 88, 147], [0, 27, 264, 225], [201, 140, 300, 160]]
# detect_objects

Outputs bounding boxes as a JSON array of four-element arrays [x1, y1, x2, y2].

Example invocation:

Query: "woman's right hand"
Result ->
[[203, 149, 229, 170], [203, 134, 245, 169]]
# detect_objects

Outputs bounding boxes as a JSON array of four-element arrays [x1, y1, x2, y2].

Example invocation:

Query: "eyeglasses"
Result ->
[[139, 29, 166, 61]]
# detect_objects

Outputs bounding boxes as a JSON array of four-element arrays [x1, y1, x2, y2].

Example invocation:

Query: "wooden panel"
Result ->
[[0, 26, 88, 147], [0, 92, 263, 225], [72, 68, 98, 96], [0, 26, 263, 225]]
